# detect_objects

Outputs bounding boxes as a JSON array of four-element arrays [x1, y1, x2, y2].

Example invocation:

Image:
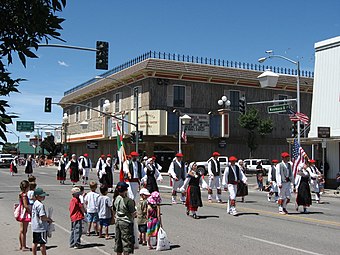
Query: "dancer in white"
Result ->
[[207, 152, 222, 203]]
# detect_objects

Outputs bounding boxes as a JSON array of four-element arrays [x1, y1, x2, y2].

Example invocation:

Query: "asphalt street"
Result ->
[[1, 166, 340, 255]]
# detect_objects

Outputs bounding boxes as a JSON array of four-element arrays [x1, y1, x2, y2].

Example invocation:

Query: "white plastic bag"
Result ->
[[47, 207, 55, 238], [156, 227, 170, 251]]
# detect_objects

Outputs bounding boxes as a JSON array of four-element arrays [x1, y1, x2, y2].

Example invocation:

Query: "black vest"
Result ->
[[129, 161, 142, 180], [70, 160, 78, 171], [228, 165, 240, 183], [82, 158, 89, 168], [271, 166, 276, 182], [208, 158, 220, 176], [173, 160, 185, 181]]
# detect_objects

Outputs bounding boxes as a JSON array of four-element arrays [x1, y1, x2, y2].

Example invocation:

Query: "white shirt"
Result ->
[[84, 191, 99, 213]]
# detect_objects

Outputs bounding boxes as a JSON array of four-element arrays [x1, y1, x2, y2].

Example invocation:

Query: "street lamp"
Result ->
[[8, 130, 20, 156], [258, 52, 301, 144], [173, 110, 191, 153], [218, 96, 231, 138], [62, 112, 69, 154]]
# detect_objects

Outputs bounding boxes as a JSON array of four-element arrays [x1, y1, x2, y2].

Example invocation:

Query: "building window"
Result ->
[[98, 98, 105, 116], [115, 93, 121, 113], [173, 85, 185, 108], [85, 102, 92, 120], [75, 106, 80, 122], [229, 90, 240, 112]]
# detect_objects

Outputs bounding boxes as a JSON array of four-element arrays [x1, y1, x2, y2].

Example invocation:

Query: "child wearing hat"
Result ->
[[69, 187, 85, 249], [31, 188, 53, 255], [146, 191, 162, 249], [137, 188, 150, 245]]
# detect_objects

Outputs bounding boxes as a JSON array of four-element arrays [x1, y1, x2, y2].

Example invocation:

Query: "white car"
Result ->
[[243, 159, 271, 175]]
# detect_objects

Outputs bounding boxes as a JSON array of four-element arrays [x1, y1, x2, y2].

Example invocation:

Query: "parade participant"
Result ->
[[123, 151, 144, 201], [207, 152, 222, 203], [256, 160, 264, 191], [308, 159, 321, 203], [143, 157, 163, 193], [294, 163, 312, 213], [57, 154, 67, 184], [25, 155, 35, 177], [267, 159, 279, 202], [181, 162, 208, 219], [96, 154, 106, 182], [99, 157, 115, 191], [276, 152, 293, 215], [222, 156, 247, 215], [66, 154, 80, 186], [142, 156, 148, 168], [168, 153, 186, 204], [10, 156, 18, 176], [237, 159, 248, 202], [79, 153, 92, 185], [113, 182, 136, 255]]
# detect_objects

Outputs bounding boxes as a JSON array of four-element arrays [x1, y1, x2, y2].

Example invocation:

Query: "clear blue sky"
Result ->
[[4, 0, 340, 143]]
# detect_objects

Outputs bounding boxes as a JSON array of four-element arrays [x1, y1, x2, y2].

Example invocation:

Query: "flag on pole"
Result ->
[[287, 109, 309, 124], [181, 128, 187, 144], [292, 138, 307, 178], [116, 122, 126, 182]]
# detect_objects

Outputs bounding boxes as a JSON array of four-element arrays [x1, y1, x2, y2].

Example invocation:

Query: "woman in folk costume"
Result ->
[[142, 157, 163, 193], [307, 159, 322, 203], [99, 156, 115, 191], [79, 153, 92, 185], [294, 163, 312, 213], [66, 154, 80, 185], [222, 156, 247, 215], [96, 154, 106, 182], [10, 156, 19, 176], [57, 154, 67, 184], [237, 159, 248, 202], [267, 159, 279, 202], [180, 162, 209, 219], [25, 155, 35, 177]]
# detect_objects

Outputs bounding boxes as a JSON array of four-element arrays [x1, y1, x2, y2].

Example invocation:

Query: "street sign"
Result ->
[[318, 126, 330, 138], [16, 121, 34, 132], [87, 140, 98, 149], [267, 104, 290, 114]]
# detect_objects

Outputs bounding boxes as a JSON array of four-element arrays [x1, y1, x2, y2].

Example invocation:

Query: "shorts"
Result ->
[[138, 224, 147, 233], [86, 212, 99, 223], [99, 218, 110, 227], [33, 232, 48, 245]]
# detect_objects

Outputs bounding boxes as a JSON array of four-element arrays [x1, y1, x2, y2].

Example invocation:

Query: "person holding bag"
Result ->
[[17, 180, 31, 251]]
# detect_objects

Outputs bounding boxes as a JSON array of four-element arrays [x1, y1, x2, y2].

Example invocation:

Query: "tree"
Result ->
[[0, 0, 66, 145], [238, 107, 273, 157], [40, 135, 57, 156]]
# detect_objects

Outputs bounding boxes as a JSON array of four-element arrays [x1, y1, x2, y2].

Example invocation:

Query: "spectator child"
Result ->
[[147, 191, 162, 250], [84, 181, 99, 236], [69, 187, 85, 249], [137, 188, 150, 245], [28, 182, 37, 206], [31, 188, 53, 255], [97, 185, 113, 239]]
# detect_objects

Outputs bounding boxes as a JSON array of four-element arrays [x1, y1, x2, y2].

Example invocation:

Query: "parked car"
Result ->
[[0, 154, 14, 168], [243, 159, 271, 175], [196, 156, 229, 175]]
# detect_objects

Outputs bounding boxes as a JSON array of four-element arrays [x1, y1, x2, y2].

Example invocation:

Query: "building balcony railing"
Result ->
[[64, 51, 314, 96]]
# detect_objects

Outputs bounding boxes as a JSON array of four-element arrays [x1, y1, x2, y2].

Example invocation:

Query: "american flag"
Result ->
[[287, 109, 309, 124], [181, 129, 187, 144], [292, 138, 307, 178]]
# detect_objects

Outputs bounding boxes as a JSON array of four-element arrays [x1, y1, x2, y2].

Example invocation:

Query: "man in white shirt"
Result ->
[[168, 153, 187, 204], [123, 151, 144, 201], [207, 152, 222, 203], [79, 153, 92, 185]]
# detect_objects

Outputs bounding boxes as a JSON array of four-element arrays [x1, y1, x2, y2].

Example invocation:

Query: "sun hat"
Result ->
[[147, 191, 162, 205], [34, 187, 49, 197], [139, 188, 151, 196]]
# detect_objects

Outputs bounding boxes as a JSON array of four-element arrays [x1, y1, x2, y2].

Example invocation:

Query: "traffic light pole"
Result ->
[[134, 87, 139, 154]]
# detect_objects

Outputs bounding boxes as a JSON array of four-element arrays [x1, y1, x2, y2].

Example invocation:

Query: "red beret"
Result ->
[[130, 151, 139, 157], [107, 154, 112, 158], [84, 153, 88, 157], [281, 152, 290, 158], [309, 159, 316, 163], [272, 159, 279, 163], [175, 153, 184, 157], [229, 156, 237, 162], [63, 154, 67, 157], [212, 152, 220, 157], [127, 155, 132, 159], [100, 154, 105, 158], [152, 156, 156, 160]]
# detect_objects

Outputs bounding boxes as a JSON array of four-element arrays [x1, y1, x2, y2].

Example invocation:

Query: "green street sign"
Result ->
[[16, 121, 35, 132], [267, 104, 290, 114]]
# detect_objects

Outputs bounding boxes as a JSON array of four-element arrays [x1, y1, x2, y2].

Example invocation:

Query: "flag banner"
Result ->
[[181, 129, 187, 144], [292, 138, 307, 178], [116, 123, 126, 182], [287, 109, 309, 124]]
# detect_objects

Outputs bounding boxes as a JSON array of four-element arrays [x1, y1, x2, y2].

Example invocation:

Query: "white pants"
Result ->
[[270, 181, 278, 193], [278, 182, 291, 209], [172, 179, 185, 202], [208, 176, 221, 200], [311, 179, 320, 193], [227, 184, 237, 200], [127, 181, 139, 201], [82, 168, 90, 179]]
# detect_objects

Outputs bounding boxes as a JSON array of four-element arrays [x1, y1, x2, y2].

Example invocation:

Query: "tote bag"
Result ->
[[156, 227, 170, 251]]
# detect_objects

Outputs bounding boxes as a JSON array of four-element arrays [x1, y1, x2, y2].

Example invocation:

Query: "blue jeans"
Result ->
[[70, 220, 82, 247]]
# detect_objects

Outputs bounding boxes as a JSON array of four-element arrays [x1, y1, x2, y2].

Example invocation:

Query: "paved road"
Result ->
[[1, 166, 340, 255]]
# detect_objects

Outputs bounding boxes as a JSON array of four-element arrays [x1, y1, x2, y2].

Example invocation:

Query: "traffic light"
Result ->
[[44, 97, 52, 112], [96, 41, 109, 70], [239, 96, 246, 114], [291, 122, 298, 137], [130, 131, 136, 143], [138, 131, 143, 142]]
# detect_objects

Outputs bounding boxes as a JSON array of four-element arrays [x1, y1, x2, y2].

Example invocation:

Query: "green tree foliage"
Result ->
[[1, 142, 17, 153], [0, 0, 66, 144], [40, 135, 57, 155], [238, 107, 273, 157]]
